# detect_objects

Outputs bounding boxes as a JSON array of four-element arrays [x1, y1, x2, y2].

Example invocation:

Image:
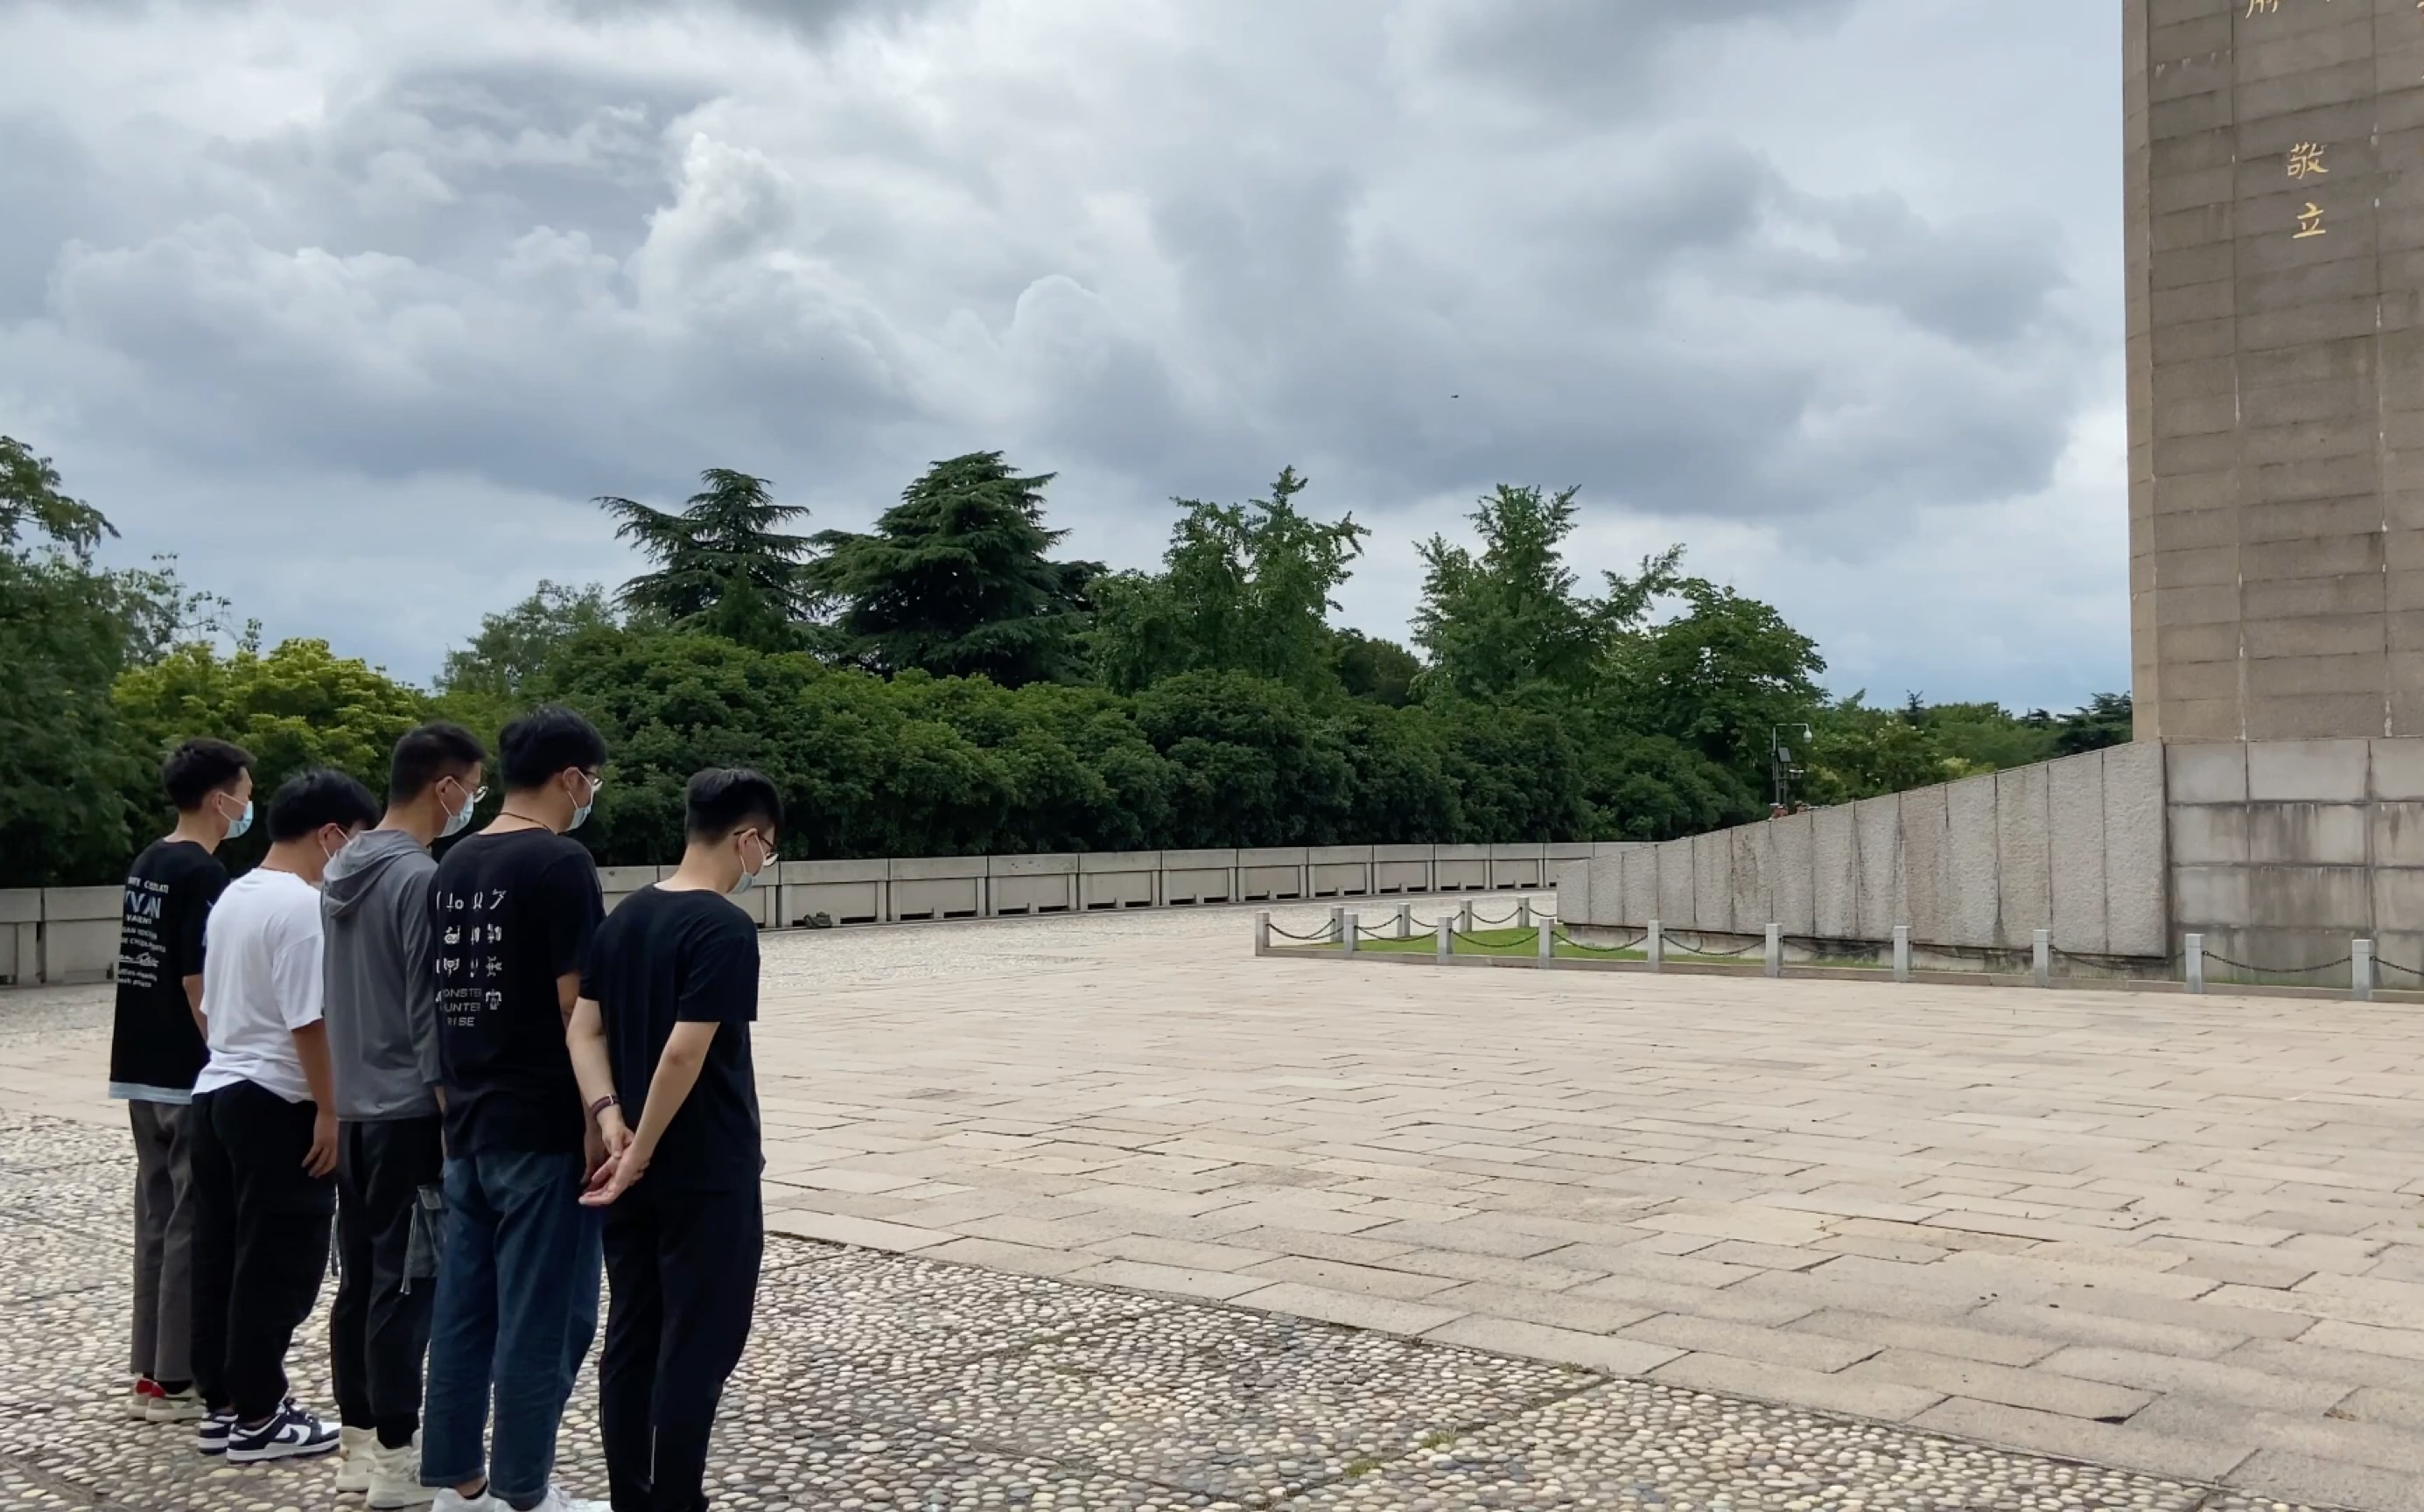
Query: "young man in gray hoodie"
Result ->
[[322, 723, 488, 1508]]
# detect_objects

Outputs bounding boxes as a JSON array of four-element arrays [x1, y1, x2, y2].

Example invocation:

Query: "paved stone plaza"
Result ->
[[4, 901, 2421, 1508]]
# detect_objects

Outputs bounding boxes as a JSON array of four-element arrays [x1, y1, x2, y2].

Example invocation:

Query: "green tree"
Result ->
[[436, 581, 622, 733], [1132, 670, 1354, 846], [1804, 695, 1966, 805], [1335, 704, 1462, 843], [1602, 577, 1825, 815], [1092, 467, 1367, 695], [0, 436, 111, 556], [0, 438, 232, 886], [1436, 702, 1592, 843], [1412, 486, 1677, 704], [1332, 630, 1421, 708], [1582, 735, 1745, 842], [114, 639, 431, 869], [1913, 700, 2055, 772], [812, 452, 1101, 687], [0, 550, 149, 885], [599, 469, 816, 652], [2051, 692, 2133, 756]]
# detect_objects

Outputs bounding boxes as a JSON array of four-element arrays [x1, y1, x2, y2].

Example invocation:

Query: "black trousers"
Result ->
[[331, 1116, 444, 1447], [599, 1183, 762, 1512], [189, 1081, 336, 1422]]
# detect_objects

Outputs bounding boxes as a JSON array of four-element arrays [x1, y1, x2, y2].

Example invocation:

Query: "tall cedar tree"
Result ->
[[813, 452, 1101, 688], [598, 469, 817, 652]]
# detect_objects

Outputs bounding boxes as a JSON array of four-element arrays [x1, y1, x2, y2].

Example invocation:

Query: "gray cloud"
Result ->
[[0, 0, 2123, 705], [1412, 0, 1860, 108]]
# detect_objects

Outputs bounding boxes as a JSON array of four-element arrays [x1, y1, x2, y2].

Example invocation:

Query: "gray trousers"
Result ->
[[130, 1100, 196, 1383]]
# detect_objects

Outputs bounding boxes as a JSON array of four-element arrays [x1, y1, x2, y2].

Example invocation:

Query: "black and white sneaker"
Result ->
[[225, 1401, 342, 1464], [196, 1409, 236, 1457]]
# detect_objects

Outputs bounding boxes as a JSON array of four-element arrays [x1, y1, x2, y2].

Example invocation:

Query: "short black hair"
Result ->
[[162, 738, 255, 812], [497, 705, 607, 791], [684, 767, 783, 844], [265, 769, 381, 844], [389, 721, 487, 803]]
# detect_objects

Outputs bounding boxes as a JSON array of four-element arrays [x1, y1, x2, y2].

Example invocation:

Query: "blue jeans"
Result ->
[[421, 1150, 602, 1504]]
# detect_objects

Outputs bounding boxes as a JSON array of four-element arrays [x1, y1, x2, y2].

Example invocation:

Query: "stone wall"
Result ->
[[0, 842, 1606, 987], [2168, 738, 2424, 984], [1558, 745, 2170, 957]]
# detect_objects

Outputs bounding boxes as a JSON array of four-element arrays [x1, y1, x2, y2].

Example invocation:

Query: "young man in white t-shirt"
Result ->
[[186, 769, 382, 1465]]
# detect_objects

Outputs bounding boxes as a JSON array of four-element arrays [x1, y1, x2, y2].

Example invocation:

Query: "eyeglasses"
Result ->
[[447, 779, 490, 804]]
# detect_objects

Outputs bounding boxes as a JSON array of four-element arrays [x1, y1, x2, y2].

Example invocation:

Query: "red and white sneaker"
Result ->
[[126, 1377, 165, 1421]]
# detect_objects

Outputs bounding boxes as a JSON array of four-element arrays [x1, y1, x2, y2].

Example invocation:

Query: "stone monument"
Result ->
[[2126, 0, 2423, 743], [1554, 4, 2424, 979]]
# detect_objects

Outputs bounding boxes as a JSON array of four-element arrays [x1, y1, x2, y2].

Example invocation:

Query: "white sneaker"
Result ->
[[195, 1408, 236, 1457], [429, 1484, 602, 1512], [335, 1424, 375, 1493], [368, 1436, 437, 1508], [224, 1399, 342, 1463], [144, 1385, 205, 1424]]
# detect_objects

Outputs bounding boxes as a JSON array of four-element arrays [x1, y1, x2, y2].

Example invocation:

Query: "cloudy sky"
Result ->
[[0, 0, 2121, 710]]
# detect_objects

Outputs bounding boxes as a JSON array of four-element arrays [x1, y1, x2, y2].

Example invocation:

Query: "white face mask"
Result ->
[[219, 794, 255, 840], [731, 830, 769, 896], [567, 771, 599, 832], [440, 779, 485, 839]]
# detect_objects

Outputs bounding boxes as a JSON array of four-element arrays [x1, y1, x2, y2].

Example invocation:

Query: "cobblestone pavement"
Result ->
[[0, 1106, 2315, 1511], [4, 899, 2419, 1508]]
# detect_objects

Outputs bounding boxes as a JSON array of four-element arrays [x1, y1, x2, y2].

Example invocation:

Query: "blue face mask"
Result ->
[[221, 796, 254, 840]]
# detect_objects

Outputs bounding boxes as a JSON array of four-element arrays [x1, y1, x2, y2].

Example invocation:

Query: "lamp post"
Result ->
[[1770, 724, 1813, 815]]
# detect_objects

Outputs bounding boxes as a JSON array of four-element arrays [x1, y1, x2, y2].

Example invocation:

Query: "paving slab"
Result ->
[[9, 902, 2424, 1506]]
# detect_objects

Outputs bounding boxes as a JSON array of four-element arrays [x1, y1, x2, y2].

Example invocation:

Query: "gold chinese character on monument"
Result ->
[[2246, 0, 2278, 14], [2287, 143, 2329, 178], [2295, 201, 2328, 239]]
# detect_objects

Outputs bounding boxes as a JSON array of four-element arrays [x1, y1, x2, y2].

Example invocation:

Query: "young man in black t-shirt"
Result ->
[[569, 768, 774, 1512], [421, 707, 610, 1512], [108, 736, 254, 1424]]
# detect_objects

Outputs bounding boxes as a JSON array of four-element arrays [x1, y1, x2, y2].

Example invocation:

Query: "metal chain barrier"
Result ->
[[1663, 933, 1764, 959], [1552, 928, 1647, 955], [1266, 920, 1341, 943], [1902, 940, 2033, 971], [1279, 904, 2399, 993], [2197, 949, 2351, 977], [2049, 947, 2168, 972]]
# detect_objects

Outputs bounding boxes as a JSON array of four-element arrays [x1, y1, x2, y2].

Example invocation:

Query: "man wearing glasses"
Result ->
[[568, 767, 780, 1512], [322, 723, 492, 1507], [421, 707, 612, 1512]]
